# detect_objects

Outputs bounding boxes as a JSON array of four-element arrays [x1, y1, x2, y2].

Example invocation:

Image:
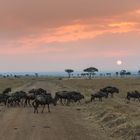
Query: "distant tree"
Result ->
[[138, 70, 140, 76], [83, 67, 98, 79], [35, 73, 38, 77], [106, 73, 111, 77], [126, 72, 131, 76], [120, 70, 126, 77], [115, 72, 119, 77], [65, 69, 74, 78]]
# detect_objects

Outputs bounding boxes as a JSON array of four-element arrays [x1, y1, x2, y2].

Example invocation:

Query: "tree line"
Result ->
[[65, 67, 140, 79]]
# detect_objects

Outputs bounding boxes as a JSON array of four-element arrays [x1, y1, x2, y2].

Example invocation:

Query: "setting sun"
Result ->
[[117, 60, 123, 65]]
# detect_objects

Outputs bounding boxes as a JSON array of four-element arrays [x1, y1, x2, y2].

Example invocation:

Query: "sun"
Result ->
[[117, 60, 122, 65]]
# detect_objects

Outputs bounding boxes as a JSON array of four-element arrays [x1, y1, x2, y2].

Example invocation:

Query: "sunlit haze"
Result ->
[[0, 0, 140, 72]]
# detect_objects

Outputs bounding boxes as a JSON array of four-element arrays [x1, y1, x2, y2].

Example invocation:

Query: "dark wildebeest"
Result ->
[[25, 88, 47, 106], [100, 86, 119, 98], [2, 88, 11, 95], [0, 94, 10, 106], [7, 95, 21, 107], [6, 91, 27, 107], [55, 91, 84, 105], [32, 93, 56, 113], [55, 91, 70, 104], [91, 91, 108, 102], [126, 91, 140, 102]]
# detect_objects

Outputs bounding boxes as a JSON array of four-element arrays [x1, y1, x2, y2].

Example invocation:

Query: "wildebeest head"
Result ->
[[3, 88, 11, 94]]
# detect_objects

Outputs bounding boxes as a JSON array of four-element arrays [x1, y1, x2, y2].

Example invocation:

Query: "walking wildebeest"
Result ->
[[2, 88, 11, 94], [55, 91, 84, 105], [126, 91, 140, 102], [91, 91, 108, 102], [0, 94, 10, 106], [32, 93, 56, 113], [25, 88, 48, 106], [100, 86, 119, 98]]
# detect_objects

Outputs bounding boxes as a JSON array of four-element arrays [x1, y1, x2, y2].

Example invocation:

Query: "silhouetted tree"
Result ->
[[35, 73, 38, 77], [106, 73, 111, 77], [65, 69, 74, 78], [138, 70, 140, 76], [126, 72, 131, 76], [120, 70, 126, 77], [115, 72, 119, 77], [83, 67, 98, 79]]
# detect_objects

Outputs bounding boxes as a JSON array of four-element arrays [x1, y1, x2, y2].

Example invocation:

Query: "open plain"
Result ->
[[0, 77, 140, 140]]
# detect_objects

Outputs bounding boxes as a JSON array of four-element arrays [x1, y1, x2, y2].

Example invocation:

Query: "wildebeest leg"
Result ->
[[78, 100, 81, 105], [111, 93, 113, 98], [91, 97, 93, 102], [99, 97, 102, 102], [60, 98, 63, 105], [32, 101, 37, 113], [16, 101, 20, 107], [42, 105, 45, 113], [47, 104, 50, 112], [66, 99, 70, 106], [28, 99, 31, 107], [133, 98, 136, 102], [23, 99, 27, 107], [24, 98, 27, 107]]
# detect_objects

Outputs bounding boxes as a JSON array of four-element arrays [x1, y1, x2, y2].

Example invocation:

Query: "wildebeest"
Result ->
[[6, 91, 27, 107], [126, 90, 140, 102], [32, 93, 56, 113], [7, 95, 21, 107], [0, 94, 10, 106], [100, 86, 119, 97], [55, 91, 84, 105], [91, 91, 108, 102], [25, 88, 48, 106], [2, 88, 11, 94]]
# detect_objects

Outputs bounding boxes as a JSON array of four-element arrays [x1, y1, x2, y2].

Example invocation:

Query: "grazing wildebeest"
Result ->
[[32, 93, 56, 113], [91, 91, 108, 102], [2, 88, 11, 94], [29, 88, 47, 95], [55, 91, 70, 104], [0, 94, 10, 106], [5, 91, 27, 107], [25, 88, 48, 106], [55, 91, 84, 105], [24, 93, 35, 106], [126, 91, 140, 102], [100, 86, 119, 98], [7, 95, 21, 107]]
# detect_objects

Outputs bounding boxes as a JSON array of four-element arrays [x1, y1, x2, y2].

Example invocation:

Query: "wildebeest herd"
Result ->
[[0, 86, 139, 113]]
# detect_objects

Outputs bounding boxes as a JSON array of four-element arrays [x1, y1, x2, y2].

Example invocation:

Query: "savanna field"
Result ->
[[0, 77, 140, 140]]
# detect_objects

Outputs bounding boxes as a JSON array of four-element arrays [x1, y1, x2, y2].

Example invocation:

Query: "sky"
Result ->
[[0, 0, 140, 72]]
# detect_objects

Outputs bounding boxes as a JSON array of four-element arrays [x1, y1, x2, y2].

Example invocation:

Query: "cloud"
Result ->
[[0, 0, 140, 71]]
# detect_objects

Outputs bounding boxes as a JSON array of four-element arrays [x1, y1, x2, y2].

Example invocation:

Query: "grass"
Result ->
[[0, 77, 34, 93], [0, 77, 139, 139], [44, 77, 140, 140]]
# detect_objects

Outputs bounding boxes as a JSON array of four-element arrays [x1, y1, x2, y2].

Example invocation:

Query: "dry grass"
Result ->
[[0, 77, 140, 139], [46, 78, 140, 140], [0, 78, 34, 93]]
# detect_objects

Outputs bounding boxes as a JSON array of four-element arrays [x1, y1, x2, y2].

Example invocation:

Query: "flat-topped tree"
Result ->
[[120, 70, 126, 77], [83, 67, 98, 79], [138, 70, 140, 76], [65, 69, 74, 78]]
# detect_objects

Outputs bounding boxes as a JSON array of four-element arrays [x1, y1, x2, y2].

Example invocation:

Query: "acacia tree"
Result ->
[[120, 70, 127, 77], [65, 69, 74, 78], [138, 70, 140, 76], [83, 67, 98, 79]]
